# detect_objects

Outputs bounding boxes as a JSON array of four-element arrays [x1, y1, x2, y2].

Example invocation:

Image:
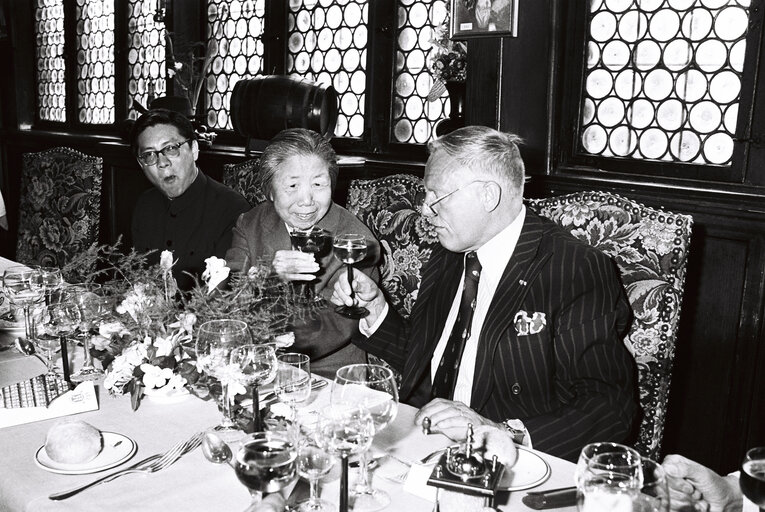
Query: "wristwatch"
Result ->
[[502, 418, 527, 445]]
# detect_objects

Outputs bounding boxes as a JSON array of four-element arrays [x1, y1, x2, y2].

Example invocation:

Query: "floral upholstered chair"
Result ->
[[17, 147, 102, 280], [527, 191, 693, 460], [222, 158, 266, 207]]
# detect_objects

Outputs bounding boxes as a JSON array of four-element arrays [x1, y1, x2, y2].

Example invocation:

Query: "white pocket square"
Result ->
[[513, 310, 546, 336]]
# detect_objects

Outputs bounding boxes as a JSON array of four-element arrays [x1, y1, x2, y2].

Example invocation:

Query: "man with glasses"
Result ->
[[130, 109, 250, 289], [332, 126, 637, 461]]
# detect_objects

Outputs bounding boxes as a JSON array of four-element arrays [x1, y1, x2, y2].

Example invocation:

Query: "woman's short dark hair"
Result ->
[[129, 109, 196, 154], [259, 128, 338, 198]]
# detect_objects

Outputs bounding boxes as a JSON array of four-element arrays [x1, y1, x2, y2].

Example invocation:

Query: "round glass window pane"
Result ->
[[639, 128, 669, 159], [670, 130, 701, 161], [703, 132, 734, 164], [627, 98, 656, 129], [657, 98, 685, 131], [582, 124, 608, 154], [597, 97, 626, 127]]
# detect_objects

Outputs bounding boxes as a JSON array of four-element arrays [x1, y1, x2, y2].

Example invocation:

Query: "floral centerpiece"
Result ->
[[426, 13, 467, 102], [63, 241, 307, 410]]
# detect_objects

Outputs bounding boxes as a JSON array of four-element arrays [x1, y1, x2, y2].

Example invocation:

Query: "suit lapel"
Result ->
[[401, 246, 462, 398], [471, 213, 553, 411]]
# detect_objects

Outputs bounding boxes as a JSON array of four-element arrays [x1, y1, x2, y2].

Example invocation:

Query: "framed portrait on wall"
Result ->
[[450, 0, 518, 39]]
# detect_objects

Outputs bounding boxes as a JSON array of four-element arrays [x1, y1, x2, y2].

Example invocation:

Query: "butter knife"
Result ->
[[522, 486, 578, 509]]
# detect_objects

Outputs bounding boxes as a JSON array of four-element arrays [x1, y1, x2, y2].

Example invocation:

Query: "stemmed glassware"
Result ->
[[35, 302, 82, 377], [576, 449, 643, 511], [574, 442, 642, 491], [276, 352, 312, 412], [296, 437, 336, 512], [331, 364, 398, 511], [317, 403, 375, 512], [741, 447, 765, 512], [234, 431, 298, 508], [332, 234, 369, 319], [291, 226, 331, 303], [31, 267, 64, 305], [196, 319, 251, 435], [67, 283, 114, 382], [2, 266, 43, 341], [231, 343, 277, 432]]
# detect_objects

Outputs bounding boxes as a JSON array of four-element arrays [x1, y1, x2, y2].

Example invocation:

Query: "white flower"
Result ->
[[140, 363, 175, 389], [89, 334, 111, 351], [160, 250, 175, 273], [202, 257, 230, 293], [215, 363, 247, 402], [169, 312, 197, 335], [123, 343, 148, 367], [98, 321, 128, 338], [103, 367, 133, 394], [154, 334, 177, 358], [166, 373, 187, 390], [273, 332, 295, 349]]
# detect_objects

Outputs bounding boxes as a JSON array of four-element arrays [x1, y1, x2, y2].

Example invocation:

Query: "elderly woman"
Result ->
[[225, 128, 379, 378]]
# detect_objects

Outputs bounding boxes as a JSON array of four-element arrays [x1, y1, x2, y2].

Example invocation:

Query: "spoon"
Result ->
[[201, 432, 233, 466], [14, 337, 50, 366]]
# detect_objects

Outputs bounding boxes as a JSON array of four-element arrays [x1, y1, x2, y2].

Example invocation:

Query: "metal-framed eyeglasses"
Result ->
[[418, 180, 491, 216], [137, 139, 192, 166]]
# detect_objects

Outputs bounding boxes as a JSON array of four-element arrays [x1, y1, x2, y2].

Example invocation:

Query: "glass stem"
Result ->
[[23, 304, 33, 340], [346, 264, 355, 303], [355, 449, 372, 494], [249, 490, 263, 505], [221, 382, 234, 427], [81, 335, 94, 369], [309, 476, 319, 504], [252, 385, 262, 432]]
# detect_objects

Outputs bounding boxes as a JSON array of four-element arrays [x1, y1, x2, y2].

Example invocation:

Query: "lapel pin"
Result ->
[[519, 280, 527, 286]]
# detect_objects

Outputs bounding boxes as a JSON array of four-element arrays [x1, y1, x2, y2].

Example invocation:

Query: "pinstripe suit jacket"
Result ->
[[354, 211, 637, 461]]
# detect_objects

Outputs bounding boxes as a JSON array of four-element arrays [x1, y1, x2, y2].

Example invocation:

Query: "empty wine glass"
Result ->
[[231, 343, 277, 432], [276, 352, 311, 410], [632, 458, 669, 512], [741, 447, 765, 512], [35, 302, 82, 377], [196, 319, 252, 434], [31, 267, 64, 305], [290, 226, 331, 303], [234, 431, 298, 508], [2, 266, 43, 341], [331, 364, 398, 511], [577, 450, 643, 512], [67, 283, 114, 382], [296, 441, 336, 512], [575, 442, 642, 491], [332, 234, 369, 319], [317, 403, 375, 512]]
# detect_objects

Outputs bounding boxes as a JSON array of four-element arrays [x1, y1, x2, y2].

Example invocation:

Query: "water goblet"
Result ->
[[317, 403, 375, 512], [35, 302, 82, 377], [741, 446, 765, 511], [331, 364, 398, 511], [2, 266, 43, 341], [231, 343, 277, 432], [67, 283, 114, 382], [575, 442, 643, 491], [290, 226, 331, 303], [31, 267, 64, 305], [196, 319, 252, 434], [234, 431, 298, 508], [296, 441, 336, 512], [577, 450, 643, 512], [632, 458, 670, 512], [332, 234, 369, 319]]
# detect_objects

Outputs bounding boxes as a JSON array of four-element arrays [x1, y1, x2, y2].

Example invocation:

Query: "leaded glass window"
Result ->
[[205, 0, 265, 130], [75, 0, 116, 124], [392, 0, 450, 144], [579, 0, 750, 166], [34, 0, 66, 123], [127, 0, 166, 120], [286, 0, 369, 138]]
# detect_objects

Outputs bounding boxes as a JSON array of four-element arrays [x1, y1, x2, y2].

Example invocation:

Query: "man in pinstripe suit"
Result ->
[[332, 126, 637, 461]]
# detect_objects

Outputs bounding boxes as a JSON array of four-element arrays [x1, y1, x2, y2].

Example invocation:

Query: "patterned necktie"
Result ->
[[431, 251, 482, 400]]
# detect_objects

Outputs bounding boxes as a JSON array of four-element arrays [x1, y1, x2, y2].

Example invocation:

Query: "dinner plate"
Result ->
[[498, 446, 551, 491], [34, 432, 137, 475]]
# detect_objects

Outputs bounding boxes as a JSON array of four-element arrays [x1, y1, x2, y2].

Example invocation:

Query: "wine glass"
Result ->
[[575, 442, 642, 491], [234, 431, 298, 508], [231, 343, 277, 432], [296, 440, 336, 512], [31, 267, 64, 305], [741, 447, 765, 511], [331, 364, 398, 511], [67, 283, 114, 382], [317, 403, 375, 512], [332, 234, 369, 319], [2, 266, 43, 341], [276, 352, 312, 410], [196, 319, 252, 434], [577, 450, 643, 512], [632, 458, 669, 512], [35, 302, 82, 377], [290, 226, 331, 303]]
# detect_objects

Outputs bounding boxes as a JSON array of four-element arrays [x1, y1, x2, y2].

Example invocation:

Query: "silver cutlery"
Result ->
[[49, 431, 204, 500], [258, 378, 328, 408]]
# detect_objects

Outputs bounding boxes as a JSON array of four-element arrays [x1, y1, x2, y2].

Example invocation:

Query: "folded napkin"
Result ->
[[0, 380, 98, 428]]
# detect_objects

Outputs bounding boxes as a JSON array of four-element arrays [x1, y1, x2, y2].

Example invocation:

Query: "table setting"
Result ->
[[0, 248, 581, 512]]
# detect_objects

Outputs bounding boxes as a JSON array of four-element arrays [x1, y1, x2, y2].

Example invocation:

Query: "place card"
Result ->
[[0, 380, 99, 429]]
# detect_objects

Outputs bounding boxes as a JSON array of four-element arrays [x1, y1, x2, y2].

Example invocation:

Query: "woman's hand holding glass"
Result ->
[[330, 364, 398, 511]]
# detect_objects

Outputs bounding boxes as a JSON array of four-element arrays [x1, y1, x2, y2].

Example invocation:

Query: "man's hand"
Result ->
[[414, 398, 503, 441], [272, 250, 319, 281], [471, 424, 519, 468], [330, 267, 387, 324], [662, 454, 743, 512]]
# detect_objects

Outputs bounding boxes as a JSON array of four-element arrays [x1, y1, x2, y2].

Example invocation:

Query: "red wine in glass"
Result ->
[[741, 447, 765, 511], [290, 227, 330, 302]]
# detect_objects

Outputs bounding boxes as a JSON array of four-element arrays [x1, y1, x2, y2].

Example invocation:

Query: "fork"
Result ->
[[49, 431, 204, 500], [386, 447, 449, 483]]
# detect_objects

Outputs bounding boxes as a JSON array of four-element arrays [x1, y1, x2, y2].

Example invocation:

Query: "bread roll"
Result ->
[[45, 419, 103, 464]]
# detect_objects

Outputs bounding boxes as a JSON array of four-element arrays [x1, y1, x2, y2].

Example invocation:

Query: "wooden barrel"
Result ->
[[230, 75, 338, 139]]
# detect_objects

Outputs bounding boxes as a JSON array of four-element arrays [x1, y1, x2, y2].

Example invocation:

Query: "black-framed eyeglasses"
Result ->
[[418, 180, 490, 216], [137, 139, 192, 166]]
